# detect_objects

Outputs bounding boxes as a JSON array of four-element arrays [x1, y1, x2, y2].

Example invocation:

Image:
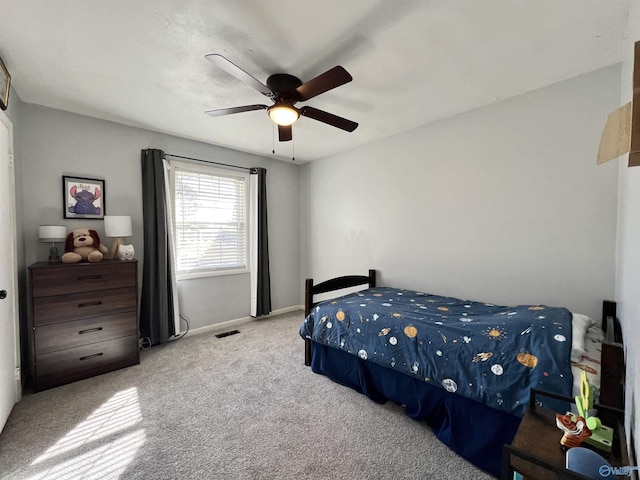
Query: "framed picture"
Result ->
[[0, 56, 9, 111], [62, 176, 106, 219]]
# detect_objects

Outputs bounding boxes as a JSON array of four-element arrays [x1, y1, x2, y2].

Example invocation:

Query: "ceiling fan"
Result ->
[[204, 54, 358, 142]]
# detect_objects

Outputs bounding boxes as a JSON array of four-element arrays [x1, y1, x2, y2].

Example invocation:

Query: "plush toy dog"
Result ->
[[61, 228, 109, 263]]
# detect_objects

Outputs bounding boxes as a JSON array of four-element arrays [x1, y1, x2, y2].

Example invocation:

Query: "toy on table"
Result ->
[[554, 371, 604, 449], [554, 370, 614, 452], [61, 228, 108, 263], [575, 370, 614, 453], [117, 243, 135, 260], [555, 412, 591, 448]]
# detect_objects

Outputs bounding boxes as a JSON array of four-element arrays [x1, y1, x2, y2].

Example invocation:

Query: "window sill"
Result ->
[[177, 268, 249, 281]]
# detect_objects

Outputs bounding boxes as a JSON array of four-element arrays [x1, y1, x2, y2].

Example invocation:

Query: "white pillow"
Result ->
[[571, 313, 596, 362]]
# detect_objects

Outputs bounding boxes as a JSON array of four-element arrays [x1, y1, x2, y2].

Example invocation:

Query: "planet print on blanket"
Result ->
[[517, 351, 538, 368], [299, 285, 574, 417], [404, 325, 418, 338], [442, 379, 458, 392], [485, 326, 507, 340]]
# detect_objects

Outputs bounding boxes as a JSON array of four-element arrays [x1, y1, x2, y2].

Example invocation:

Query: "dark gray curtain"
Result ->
[[140, 148, 176, 345], [251, 167, 272, 317]]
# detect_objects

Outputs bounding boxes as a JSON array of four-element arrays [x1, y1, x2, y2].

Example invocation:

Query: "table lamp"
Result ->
[[38, 225, 67, 263], [104, 215, 132, 259]]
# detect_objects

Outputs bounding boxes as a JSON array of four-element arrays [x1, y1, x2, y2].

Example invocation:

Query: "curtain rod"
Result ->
[[164, 153, 254, 172]]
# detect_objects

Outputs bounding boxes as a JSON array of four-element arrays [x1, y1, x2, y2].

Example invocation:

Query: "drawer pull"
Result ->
[[79, 327, 103, 334], [77, 275, 102, 281], [79, 352, 104, 361], [78, 301, 102, 308]]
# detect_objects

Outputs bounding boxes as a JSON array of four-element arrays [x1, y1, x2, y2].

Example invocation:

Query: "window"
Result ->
[[172, 161, 249, 279]]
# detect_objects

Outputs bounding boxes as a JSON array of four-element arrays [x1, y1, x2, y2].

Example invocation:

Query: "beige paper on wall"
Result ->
[[597, 102, 631, 165], [597, 41, 640, 166]]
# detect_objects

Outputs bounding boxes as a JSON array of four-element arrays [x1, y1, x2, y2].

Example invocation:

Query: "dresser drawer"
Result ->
[[31, 262, 137, 298], [35, 311, 138, 355], [33, 287, 137, 326], [35, 335, 139, 390]]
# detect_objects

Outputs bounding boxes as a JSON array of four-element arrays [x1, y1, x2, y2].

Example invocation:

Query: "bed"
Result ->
[[299, 270, 624, 477]]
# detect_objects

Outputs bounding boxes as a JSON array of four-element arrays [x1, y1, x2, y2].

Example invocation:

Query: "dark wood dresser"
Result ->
[[28, 259, 140, 392]]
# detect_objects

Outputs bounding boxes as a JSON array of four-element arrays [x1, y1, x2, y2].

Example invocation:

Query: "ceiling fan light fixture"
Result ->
[[268, 104, 299, 126]]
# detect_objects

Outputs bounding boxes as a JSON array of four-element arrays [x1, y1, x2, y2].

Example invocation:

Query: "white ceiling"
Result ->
[[0, 1, 630, 163]]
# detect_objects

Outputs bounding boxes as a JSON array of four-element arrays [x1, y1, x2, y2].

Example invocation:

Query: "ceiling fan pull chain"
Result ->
[[272, 124, 275, 154], [292, 137, 295, 162]]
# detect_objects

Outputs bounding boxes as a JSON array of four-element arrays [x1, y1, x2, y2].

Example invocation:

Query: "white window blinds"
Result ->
[[173, 163, 248, 277]]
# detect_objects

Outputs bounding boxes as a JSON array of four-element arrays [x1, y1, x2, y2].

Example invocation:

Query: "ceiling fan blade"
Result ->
[[278, 125, 292, 142], [300, 106, 358, 132], [205, 104, 268, 117], [295, 66, 353, 101], [205, 54, 274, 97]]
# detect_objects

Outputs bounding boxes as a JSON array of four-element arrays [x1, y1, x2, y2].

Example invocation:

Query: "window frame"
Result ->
[[170, 160, 250, 280]]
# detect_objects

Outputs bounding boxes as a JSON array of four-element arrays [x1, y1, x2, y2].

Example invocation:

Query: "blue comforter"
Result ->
[[300, 287, 573, 417]]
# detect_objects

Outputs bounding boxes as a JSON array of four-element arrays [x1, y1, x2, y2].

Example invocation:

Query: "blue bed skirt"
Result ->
[[310, 342, 522, 477]]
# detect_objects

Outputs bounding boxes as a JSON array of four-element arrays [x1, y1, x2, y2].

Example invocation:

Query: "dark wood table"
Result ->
[[502, 389, 628, 480]]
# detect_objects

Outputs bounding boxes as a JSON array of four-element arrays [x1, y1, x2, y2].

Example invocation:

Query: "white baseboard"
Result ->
[[182, 305, 303, 338]]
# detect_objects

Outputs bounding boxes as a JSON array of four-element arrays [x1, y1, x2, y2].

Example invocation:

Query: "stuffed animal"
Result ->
[[61, 228, 108, 263], [556, 413, 592, 449], [117, 244, 135, 261]]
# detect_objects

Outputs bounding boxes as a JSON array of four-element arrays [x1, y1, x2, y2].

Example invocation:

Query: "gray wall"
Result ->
[[301, 65, 620, 321], [16, 104, 300, 330], [616, 1, 640, 456]]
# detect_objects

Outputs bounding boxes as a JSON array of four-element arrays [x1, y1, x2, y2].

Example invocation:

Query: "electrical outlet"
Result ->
[[14, 367, 20, 381]]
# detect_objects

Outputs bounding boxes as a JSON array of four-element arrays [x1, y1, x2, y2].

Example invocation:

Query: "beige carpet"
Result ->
[[0, 311, 493, 479]]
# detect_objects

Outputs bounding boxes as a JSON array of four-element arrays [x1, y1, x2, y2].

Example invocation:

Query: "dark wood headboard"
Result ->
[[600, 300, 624, 411], [304, 269, 376, 365], [304, 269, 376, 316]]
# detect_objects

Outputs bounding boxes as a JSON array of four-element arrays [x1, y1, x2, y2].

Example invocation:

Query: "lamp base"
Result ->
[[109, 237, 124, 260], [48, 245, 60, 263]]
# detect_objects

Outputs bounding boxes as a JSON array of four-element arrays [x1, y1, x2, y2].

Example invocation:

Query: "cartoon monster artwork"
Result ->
[[68, 185, 101, 215]]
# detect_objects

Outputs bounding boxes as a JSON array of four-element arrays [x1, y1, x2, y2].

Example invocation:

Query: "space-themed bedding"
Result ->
[[299, 286, 574, 417]]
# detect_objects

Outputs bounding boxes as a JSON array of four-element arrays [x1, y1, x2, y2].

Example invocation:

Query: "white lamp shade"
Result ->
[[104, 216, 132, 237], [268, 105, 299, 126], [38, 225, 67, 242]]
